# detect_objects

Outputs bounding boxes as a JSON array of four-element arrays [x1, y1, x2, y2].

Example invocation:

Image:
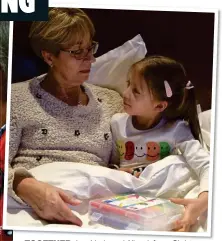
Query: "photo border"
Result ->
[[2, 3, 219, 238]]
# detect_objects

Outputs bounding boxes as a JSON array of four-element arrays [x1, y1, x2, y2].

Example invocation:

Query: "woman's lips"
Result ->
[[80, 69, 90, 73]]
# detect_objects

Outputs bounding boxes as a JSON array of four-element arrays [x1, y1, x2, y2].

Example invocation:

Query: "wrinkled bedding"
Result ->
[[6, 155, 207, 232]]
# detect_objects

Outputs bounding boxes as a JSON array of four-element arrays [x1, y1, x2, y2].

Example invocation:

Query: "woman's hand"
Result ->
[[170, 192, 208, 232], [14, 177, 82, 226]]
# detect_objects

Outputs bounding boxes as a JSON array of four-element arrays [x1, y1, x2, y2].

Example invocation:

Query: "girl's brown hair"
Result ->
[[130, 55, 202, 142]]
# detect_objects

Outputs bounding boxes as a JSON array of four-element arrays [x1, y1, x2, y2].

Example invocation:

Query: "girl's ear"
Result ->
[[41, 50, 54, 67], [155, 101, 168, 113]]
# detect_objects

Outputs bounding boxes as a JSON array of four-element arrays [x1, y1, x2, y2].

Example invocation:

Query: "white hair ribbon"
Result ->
[[185, 80, 194, 90]]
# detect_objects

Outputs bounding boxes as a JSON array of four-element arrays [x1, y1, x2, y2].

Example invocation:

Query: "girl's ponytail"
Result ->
[[179, 82, 202, 143], [133, 56, 203, 143]]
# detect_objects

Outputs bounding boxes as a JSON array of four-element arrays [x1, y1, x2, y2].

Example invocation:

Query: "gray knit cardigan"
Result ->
[[8, 74, 123, 203]]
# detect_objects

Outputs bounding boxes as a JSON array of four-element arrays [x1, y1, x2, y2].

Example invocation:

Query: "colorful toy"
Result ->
[[89, 193, 184, 231]]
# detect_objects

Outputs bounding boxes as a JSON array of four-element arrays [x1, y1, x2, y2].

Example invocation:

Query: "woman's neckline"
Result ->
[[40, 74, 88, 106], [30, 74, 96, 111]]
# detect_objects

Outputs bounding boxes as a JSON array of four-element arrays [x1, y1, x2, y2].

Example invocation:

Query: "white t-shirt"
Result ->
[[110, 113, 209, 193]]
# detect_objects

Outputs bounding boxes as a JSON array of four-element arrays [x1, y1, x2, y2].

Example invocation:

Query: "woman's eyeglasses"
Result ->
[[60, 41, 99, 60]]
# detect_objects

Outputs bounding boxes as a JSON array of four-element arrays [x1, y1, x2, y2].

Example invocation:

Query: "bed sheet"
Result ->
[[6, 155, 207, 233]]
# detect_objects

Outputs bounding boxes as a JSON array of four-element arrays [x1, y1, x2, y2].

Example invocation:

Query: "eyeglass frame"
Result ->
[[60, 41, 99, 60]]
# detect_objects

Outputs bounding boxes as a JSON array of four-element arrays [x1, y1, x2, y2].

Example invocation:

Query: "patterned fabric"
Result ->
[[111, 113, 209, 193], [8, 74, 123, 204]]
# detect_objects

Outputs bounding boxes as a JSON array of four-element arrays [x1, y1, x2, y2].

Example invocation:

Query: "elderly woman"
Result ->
[[8, 8, 122, 226]]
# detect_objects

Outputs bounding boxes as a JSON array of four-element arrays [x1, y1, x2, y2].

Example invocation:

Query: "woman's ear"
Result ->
[[155, 101, 168, 113], [41, 50, 54, 67]]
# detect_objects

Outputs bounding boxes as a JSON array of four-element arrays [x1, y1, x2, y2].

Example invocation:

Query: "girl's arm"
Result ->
[[171, 140, 209, 232], [170, 191, 208, 232], [176, 139, 209, 195], [171, 121, 210, 231], [174, 120, 209, 195]]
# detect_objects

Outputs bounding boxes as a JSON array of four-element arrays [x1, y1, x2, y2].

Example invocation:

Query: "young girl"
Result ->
[[110, 56, 209, 232]]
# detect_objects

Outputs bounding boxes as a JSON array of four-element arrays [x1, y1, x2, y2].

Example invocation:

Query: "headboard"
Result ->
[[12, 8, 215, 111]]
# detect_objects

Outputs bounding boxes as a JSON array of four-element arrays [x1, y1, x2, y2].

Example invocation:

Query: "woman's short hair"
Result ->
[[29, 8, 95, 58]]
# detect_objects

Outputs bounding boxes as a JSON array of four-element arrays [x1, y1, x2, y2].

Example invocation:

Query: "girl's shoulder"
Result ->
[[165, 119, 190, 129], [111, 112, 129, 125], [166, 119, 194, 143]]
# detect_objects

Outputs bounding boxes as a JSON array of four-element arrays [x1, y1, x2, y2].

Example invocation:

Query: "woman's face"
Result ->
[[49, 38, 96, 87]]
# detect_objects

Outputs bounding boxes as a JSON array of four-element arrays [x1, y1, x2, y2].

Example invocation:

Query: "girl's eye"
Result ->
[[126, 80, 130, 87]]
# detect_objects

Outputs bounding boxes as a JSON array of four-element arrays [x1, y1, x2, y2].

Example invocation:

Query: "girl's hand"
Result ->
[[134, 172, 141, 178], [118, 167, 134, 174], [170, 192, 208, 232], [15, 177, 83, 226], [118, 167, 141, 177]]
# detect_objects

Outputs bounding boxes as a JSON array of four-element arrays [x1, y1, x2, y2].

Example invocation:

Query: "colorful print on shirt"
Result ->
[[125, 141, 135, 160], [117, 140, 171, 164]]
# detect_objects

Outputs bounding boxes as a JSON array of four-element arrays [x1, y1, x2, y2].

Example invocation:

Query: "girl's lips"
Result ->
[[124, 102, 131, 107]]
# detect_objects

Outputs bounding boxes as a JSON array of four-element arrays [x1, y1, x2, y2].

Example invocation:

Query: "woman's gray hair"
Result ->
[[0, 21, 9, 74]]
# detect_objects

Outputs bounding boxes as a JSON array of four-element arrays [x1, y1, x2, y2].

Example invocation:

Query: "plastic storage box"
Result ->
[[89, 193, 184, 231]]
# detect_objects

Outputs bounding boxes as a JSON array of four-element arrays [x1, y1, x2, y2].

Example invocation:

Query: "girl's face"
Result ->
[[123, 70, 163, 119]]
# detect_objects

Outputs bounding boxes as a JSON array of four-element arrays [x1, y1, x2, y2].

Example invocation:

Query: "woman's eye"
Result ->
[[73, 49, 84, 56], [126, 80, 130, 87]]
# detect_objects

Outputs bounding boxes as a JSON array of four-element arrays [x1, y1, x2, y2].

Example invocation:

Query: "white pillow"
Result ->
[[87, 34, 147, 95], [199, 110, 211, 149]]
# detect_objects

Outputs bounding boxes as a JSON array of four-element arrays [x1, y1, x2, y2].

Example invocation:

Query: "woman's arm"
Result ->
[[8, 115, 35, 204], [8, 115, 83, 225], [14, 176, 83, 226]]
